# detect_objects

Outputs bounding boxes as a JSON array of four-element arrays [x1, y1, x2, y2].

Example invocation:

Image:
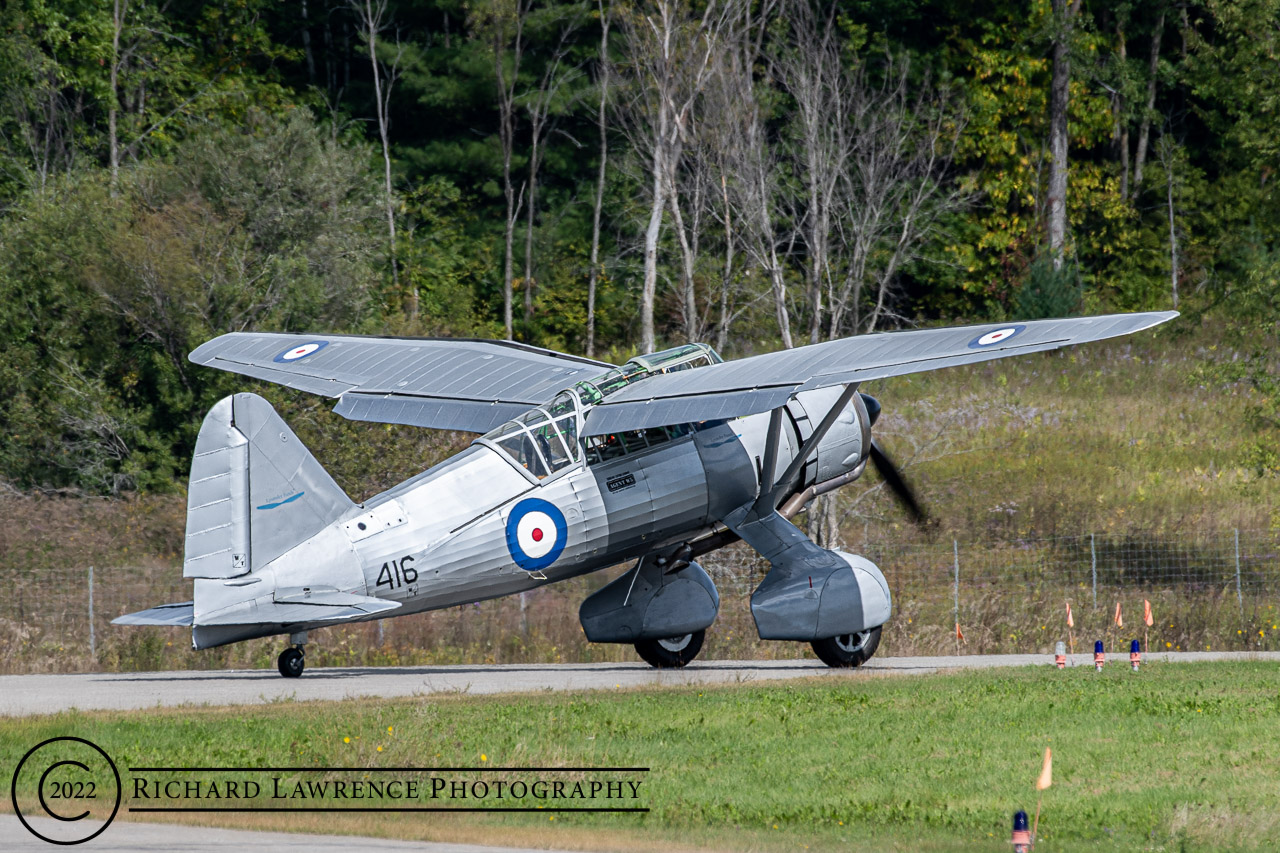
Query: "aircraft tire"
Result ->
[[635, 630, 705, 668], [811, 625, 882, 668], [278, 647, 305, 678]]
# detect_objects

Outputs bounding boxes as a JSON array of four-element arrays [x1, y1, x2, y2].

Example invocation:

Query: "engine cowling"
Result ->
[[789, 386, 872, 487]]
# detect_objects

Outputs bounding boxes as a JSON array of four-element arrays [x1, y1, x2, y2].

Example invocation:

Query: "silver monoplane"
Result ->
[[117, 312, 1175, 676]]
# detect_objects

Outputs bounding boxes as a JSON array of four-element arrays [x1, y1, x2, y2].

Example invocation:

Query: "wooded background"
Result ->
[[1, 0, 1277, 496]]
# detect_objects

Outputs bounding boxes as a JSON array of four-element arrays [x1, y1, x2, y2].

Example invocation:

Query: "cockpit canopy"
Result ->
[[481, 390, 580, 478], [480, 343, 722, 477], [573, 343, 722, 406]]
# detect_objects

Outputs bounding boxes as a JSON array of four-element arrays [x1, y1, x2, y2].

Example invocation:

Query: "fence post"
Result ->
[[88, 566, 95, 661], [1090, 533, 1097, 610], [953, 540, 960, 654], [1234, 528, 1243, 618]]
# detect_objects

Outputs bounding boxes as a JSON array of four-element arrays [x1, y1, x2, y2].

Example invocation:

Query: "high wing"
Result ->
[[582, 311, 1177, 436], [189, 333, 613, 433]]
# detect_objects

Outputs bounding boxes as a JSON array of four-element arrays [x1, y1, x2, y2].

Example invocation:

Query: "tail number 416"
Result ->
[[375, 556, 417, 590]]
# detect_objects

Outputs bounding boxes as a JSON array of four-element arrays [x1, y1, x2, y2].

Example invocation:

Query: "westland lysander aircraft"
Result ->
[[117, 312, 1175, 676]]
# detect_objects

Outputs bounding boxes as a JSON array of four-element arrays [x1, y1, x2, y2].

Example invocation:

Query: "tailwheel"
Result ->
[[277, 647, 305, 678], [811, 625, 882, 668], [635, 630, 705, 669]]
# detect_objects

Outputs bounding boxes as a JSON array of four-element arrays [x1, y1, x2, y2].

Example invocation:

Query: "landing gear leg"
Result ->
[[277, 631, 308, 678]]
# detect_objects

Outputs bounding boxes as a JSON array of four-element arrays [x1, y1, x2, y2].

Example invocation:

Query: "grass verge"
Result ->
[[3, 661, 1279, 850]]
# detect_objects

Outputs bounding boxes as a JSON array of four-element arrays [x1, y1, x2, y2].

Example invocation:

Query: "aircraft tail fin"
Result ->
[[184, 393, 354, 579]]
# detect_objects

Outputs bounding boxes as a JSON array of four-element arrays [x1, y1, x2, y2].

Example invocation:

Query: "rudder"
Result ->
[[184, 393, 354, 578]]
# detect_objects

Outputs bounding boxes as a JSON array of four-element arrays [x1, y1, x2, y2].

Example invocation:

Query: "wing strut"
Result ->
[[751, 384, 858, 517], [754, 407, 786, 517]]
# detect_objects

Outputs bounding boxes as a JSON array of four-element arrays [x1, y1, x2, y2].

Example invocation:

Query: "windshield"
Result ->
[[480, 391, 581, 478]]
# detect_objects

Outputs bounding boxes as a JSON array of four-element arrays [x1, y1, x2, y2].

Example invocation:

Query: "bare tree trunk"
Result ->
[[807, 493, 839, 548], [1131, 11, 1164, 196], [667, 163, 704, 342], [523, 136, 539, 327], [359, 0, 402, 310], [488, 7, 526, 341], [586, 3, 609, 358], [760, 201, 793, 349], [519, 11, 583, 333], [778, 1, 840, 344], [716, 174, 734, 353], [1160, 133, 1179, 308], [1114, 22, 1129, 199], [641, 142, 665, 354], [109, 0, 126, 195], [620, 0, 727, 355], [1048, 0, 1081, 269], [302, 0, 316, 84]]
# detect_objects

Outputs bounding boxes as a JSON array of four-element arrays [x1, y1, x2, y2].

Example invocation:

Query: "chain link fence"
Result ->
[[2, 529, 1278, 673]]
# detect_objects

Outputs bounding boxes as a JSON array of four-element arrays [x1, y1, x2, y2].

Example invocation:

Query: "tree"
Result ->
[[615, 0, 727, 353], [824, 54, 969, 336], [0, 110, 385, 492], [471, 0, 531, 341], [518, 2, 586, 330], [775, 0, 845, 345], [354, 0, 404, 312], [1047, 0, 1082, 268], [585, 0, 611, 358]]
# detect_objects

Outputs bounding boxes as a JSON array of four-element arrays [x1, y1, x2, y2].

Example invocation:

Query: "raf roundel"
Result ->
[[967, 324, 1026, 349], [505, 498, 568, 572], [273, 340, 329, 363]]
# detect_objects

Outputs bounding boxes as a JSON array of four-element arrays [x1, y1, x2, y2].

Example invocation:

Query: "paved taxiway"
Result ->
[[2, 815, 583, 853], [3, 651, 1276, 716]]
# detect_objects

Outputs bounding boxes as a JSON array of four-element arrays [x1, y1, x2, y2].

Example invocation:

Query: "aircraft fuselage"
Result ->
[[190, 386, 866, 649]]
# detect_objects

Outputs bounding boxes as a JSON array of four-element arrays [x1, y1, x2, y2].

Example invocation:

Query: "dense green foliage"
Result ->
[[5, 663, 1280, 849], [0, 0, 1277, 492]]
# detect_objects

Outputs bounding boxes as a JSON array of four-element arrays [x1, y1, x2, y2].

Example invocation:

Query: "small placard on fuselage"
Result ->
[[606, 473, 637, 493]]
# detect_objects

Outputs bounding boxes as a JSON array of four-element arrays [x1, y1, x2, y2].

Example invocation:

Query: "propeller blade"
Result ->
[[868, 438, 927, 526], [859, 393, 881, 427]]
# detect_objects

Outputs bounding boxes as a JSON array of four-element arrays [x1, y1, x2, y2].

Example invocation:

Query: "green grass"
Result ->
[[4, 662, 1280, 851]]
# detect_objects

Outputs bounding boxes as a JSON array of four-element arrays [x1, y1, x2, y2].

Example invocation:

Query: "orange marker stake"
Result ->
[[1143, 599, 1153, 659], [1065, 602, 1075, 660]]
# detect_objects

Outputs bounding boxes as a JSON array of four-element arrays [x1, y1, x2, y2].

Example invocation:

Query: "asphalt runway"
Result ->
[[2, 815, 581, 853], [2, 651, 1275, 717]]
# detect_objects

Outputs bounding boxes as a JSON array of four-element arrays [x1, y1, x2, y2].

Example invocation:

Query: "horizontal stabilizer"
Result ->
[[196, 589, 400, 626], [112, 602, 195, 627]]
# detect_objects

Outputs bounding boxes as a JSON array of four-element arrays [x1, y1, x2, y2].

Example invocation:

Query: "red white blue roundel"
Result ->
[[967, 324, 1026, 349], [273, 340, 329, 363], [505, 498, 568, 572]]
